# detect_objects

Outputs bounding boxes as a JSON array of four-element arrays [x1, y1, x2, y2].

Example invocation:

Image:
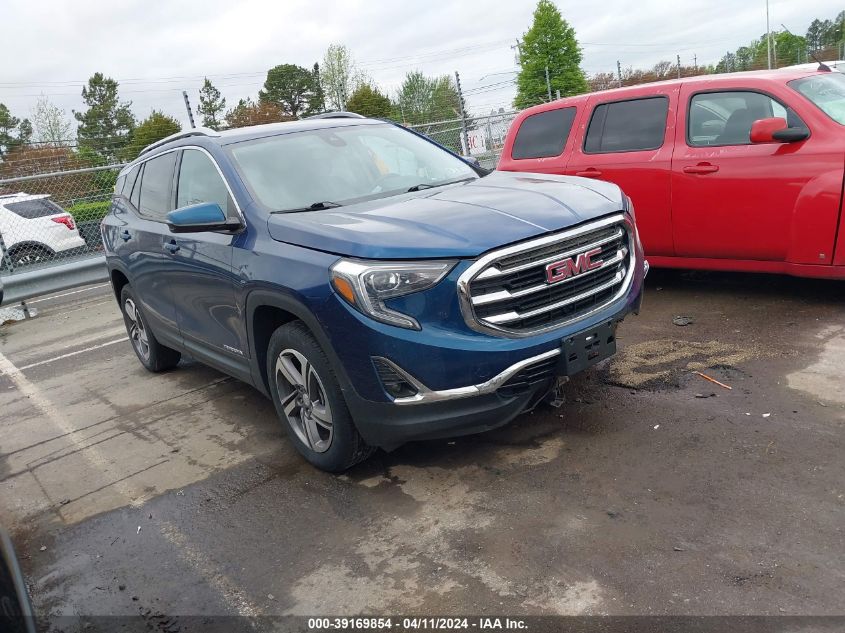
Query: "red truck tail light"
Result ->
[[51, 215, 76, 230]]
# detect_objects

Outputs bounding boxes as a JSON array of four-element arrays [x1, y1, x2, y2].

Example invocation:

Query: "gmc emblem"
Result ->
[[545, 247, 604, 284]]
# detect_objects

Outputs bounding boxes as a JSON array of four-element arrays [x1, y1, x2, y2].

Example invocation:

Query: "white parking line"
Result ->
[[27, 283, 111, 304], [16, 338, 128, 372], [0, 349, 261, 617]]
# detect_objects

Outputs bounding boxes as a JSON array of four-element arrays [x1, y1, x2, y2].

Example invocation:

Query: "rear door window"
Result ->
[[688, 91, 807, 146], [130, 164, 143, 209], [138, 152, 177, 221], [511, 107, 576, 159], [122, 165, 141, 198], [584, 97, 669, 153], [4, 198, 65, 218]]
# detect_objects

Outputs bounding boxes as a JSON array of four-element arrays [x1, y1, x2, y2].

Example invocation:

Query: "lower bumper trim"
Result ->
[[374, 348, 562, 406]]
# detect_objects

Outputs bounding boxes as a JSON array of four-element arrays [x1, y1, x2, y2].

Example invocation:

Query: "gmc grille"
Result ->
[[459, 214, 633, 335]]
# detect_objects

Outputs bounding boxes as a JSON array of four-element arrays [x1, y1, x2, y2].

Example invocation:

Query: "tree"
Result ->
[[259, 64, 317, 118], [17, 119, 32, 145], [394, 71, 461, 125], [346, 83, 392, 118], [0, 103, 22, 156], [73, 72, 135, 159], [122, 110, 181, 160], [224, 98, 293, 129], [514, 0, 588, 110], [197, 78, 226, 130], [32, 95, 73, 145], [321, 44, 363, 111]]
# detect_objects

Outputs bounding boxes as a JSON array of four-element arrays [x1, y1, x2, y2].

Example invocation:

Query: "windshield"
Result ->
[[227, 123, 479, 212], [790, 72, 845, 125]]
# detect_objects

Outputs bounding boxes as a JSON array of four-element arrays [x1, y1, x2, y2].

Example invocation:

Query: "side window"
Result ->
[[138, 152, 177, 220], [115, 175, 126, 195], [130, 164, 143, 209], [511, 107, 577, 159], [584, 96, 668, 153], [122, 165, 140, 199], [176, 150, 235, 218], [688, 91, 807, 147]]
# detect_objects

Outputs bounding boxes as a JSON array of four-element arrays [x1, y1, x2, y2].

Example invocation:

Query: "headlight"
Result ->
[[330, 259, 455, 329]]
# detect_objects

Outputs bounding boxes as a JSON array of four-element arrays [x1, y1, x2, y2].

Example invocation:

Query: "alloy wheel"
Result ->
[[275, 349, 334, 453], [124, 298, 151, 361]]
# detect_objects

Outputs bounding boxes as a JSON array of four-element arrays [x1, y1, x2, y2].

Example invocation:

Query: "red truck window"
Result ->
[[584, 96, 668, 154], [511, 107, 576, 159], [688, 91, 806, 146]]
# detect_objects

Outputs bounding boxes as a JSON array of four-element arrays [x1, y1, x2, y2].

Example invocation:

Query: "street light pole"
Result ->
[[766, 0, 772, 69]]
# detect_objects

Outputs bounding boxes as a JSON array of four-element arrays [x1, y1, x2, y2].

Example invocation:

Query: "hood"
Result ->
[[266, 171, 624, 259]]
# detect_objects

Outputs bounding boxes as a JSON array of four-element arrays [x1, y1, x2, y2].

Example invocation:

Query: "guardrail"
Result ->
[[0, 255, 109, 306]]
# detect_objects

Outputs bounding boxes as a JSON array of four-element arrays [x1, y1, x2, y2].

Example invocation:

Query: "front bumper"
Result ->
[[340, 282, 643, 449]]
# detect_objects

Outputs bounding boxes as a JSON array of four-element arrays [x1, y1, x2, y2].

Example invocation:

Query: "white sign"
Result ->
[[467, 129, 487, 156]]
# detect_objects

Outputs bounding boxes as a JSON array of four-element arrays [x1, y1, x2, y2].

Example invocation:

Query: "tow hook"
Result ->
[[545, 376, 569, 408]]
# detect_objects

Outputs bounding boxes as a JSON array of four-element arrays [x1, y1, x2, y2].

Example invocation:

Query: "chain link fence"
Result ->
[[406, 110, 518, 170], [0, 163, 124, 275]]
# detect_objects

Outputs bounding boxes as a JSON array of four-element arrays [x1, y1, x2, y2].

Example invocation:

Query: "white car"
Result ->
[[0, 193, 86, 267]]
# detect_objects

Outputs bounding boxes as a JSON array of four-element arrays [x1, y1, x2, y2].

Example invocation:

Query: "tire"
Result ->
[[8, 244, 53, 269], [267, 321, 374, 472], [120, 285, 181, 373]]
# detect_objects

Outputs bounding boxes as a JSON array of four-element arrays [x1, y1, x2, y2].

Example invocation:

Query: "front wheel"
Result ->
[[120, 286, 181, 372], [267, 321, 374, 472]]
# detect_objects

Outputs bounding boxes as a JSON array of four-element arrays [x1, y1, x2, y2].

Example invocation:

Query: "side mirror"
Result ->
[[461, 156, 481, 168], [167, 202, 239, 233], [750, 117, 809, 144]]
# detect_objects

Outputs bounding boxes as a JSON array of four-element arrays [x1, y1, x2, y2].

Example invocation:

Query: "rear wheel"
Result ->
[[267, 321, 374, 472], [120, 286, 181, 372], [7, 244, 52, 268]]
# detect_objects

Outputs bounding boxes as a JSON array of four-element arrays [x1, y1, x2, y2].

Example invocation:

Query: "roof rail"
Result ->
[[305, 111, 365, 119], [138, 127, 220, 157]]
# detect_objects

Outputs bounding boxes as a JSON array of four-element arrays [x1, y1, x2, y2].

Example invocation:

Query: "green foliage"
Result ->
[[73, 73, 136, 159], [311, 63, 326, 114], [394, 71, 461, 125], [259, 64, 318, 118], [197, 78, 226, 130], [0, 103, 21, 156], [515, 0, 588, 109], [346, 83, 392, 118], [121, 110, 181, 160], [66, 200, 112, 223], [321, 44, 364, 111]]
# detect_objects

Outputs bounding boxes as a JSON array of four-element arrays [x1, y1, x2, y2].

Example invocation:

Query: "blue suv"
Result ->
[[103, 114, 646, 471]]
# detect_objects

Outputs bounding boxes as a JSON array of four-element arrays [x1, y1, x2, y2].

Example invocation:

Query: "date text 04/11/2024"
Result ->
[[307, 617, 528, 630]]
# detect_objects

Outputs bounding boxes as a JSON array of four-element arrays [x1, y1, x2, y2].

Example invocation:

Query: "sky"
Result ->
[[0, 0, 841, 133]]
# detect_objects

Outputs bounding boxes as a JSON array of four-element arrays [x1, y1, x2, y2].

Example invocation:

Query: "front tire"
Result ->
[[120, 285, 181, 372], [267, 321, 374, 472]]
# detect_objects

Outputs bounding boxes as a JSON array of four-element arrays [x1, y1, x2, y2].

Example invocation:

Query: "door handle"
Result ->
[[164, 240, 180, 254], [575, 169, 603, 178], [120, 230, 131, 242], [683, 163, 720, 174]]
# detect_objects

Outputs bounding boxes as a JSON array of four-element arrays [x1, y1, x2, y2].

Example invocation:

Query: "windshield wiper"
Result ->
[[407, 177, 477, 192], [273, 201, 343, 213]]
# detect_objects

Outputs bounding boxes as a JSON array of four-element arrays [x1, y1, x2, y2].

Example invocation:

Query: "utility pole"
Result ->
[[544, 65, 552, 101], [182, 90, 196, 129], [617, 60, 623, 87], [766, 0, 772, 69], [677, 54, 681, 78], [694, 54, 698, 72], [511, 39, 521, 65], [556, 89, 561, 100], [454, 71, 470, 156]]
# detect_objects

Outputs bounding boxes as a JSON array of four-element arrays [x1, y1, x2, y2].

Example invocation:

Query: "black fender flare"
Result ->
[[244, 289, 356, 401]]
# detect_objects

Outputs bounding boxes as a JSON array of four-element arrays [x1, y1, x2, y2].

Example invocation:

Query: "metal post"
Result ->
[[454, 71, 470, 156], [0, 229, 14, 275], [182, 91, 196, 129], [617, 60, 623, 87], [544, 65, 552, 101], [555, 89, 561, 100], [766, 0, 772, 69], [677, 54, 681, 78], [694, 54, 698, 72]]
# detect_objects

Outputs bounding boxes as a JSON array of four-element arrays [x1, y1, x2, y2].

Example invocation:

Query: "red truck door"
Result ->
[[671, 82, 842, 264], [564, 87, 678, 256]]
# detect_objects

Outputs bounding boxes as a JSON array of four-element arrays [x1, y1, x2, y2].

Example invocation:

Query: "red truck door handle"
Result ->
[[683, 163, 720, 174], [575, 168, 602, 178]]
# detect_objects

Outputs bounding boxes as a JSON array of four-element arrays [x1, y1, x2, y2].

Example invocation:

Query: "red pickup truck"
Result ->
[[498, 68, 845, 279]]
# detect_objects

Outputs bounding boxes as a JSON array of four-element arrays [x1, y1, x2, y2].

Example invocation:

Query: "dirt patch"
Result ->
[[606, 339, 764, 390]]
